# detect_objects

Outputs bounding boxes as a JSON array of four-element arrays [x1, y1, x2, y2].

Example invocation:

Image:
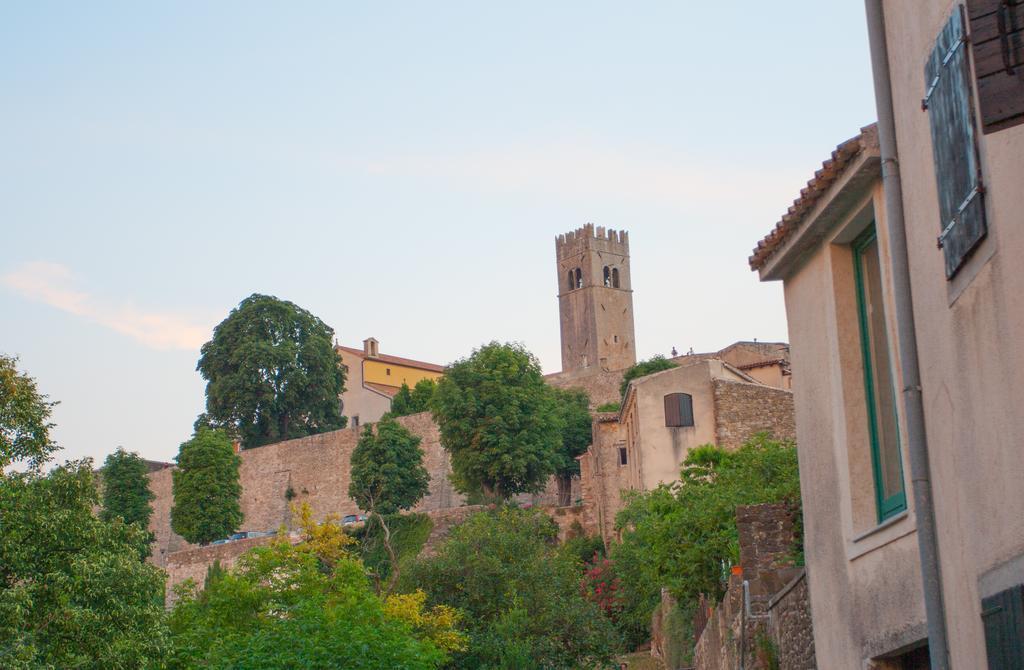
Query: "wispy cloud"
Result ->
[[2, 262, 211, 351]]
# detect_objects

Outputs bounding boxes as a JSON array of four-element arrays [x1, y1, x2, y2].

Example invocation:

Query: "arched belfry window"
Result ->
[[567, 270, 574, 291], [603, 266, 611, 287], [574, 268, 583, 289], [612, 268, 620, 288], [664, 393, 694, 427]]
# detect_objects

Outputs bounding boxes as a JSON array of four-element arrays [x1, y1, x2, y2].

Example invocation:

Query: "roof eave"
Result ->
[[758, 149, 882, 282]]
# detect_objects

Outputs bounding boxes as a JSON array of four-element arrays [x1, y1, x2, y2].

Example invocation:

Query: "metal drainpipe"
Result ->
[[863, 1, 951, 667]]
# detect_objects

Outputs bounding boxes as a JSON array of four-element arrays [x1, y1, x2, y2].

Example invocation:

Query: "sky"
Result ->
[[1, 2, 877, 465]]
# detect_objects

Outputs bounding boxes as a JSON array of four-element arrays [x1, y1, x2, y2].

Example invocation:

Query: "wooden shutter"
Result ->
[[664, 394, 681, 427], [924, 7, 988, 278], [664, 393, 694, 427], [982, 584, 1024, 669], [678, 394, 694, 427], [968, 0, 1024, 133]]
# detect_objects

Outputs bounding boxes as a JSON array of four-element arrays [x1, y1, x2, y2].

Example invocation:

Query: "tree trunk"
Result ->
[[379, 513, 400, 595]]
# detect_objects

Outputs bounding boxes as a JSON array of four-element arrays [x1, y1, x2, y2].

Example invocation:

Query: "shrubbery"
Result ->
[[611, 434, 801, 649], [403, 507, 621, 669]]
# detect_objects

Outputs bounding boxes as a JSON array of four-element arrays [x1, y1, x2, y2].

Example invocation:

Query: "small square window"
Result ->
[[386, 368, 391, 376]]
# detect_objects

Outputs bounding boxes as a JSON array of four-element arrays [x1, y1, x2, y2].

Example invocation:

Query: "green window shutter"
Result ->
[[924, 6, 988, 278], [983, 584, 1024, 669]]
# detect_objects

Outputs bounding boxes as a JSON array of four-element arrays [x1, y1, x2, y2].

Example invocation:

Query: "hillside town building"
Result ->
[[335, 338, 444, 426], [752, 1, 1024, 663]]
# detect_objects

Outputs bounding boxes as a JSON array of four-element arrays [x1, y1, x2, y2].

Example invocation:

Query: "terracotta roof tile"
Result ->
[[749, 124, 878, 272]]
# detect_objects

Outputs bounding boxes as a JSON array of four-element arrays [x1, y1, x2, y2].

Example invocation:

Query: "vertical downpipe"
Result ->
[[863, 1, 951, 667]]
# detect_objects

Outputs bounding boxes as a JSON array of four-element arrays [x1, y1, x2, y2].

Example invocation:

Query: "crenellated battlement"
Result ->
[[555, 223, 630, 259]]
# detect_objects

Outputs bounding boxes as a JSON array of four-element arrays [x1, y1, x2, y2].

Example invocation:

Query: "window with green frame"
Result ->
[[853, 225, 907, 522]]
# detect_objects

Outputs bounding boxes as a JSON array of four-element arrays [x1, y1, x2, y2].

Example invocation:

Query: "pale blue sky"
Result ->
[[1, 2, 876, 464]]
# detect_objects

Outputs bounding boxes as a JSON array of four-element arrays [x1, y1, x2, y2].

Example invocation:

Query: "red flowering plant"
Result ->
[[580, 552, 623, 620]]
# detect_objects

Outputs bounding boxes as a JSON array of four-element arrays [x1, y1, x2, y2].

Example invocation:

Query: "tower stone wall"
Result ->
[[555, 224, 637, 373]]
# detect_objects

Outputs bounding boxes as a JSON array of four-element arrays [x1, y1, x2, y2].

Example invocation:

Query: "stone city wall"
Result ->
[[147, 411, 463, 568], [712, 380, 796, 450]]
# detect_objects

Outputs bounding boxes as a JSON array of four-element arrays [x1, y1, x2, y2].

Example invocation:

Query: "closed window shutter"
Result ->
[[679, 394, 694, 427], [664, 393, 694, 427], [982, 584, 1024, 669], [664, 394, 681, 426], [968, 0, 1024, 133], [924, 7, 988, 278]]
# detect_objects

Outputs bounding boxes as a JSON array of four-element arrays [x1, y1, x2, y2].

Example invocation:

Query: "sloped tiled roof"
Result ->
[[749, 124, 878, 271], [335, 345, 445, 373]]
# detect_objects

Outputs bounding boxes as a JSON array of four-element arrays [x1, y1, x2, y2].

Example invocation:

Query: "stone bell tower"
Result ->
[[555, 224, 636, 373]]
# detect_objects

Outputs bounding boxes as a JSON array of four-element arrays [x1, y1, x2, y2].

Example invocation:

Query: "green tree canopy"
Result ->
[[611, 434, 801, 645], [551, 387, 593, 481], [100, 447, 156, 532], [197, 293, 347, 448], [0, 354, 57, 470], [168, 527, 450, 670], [349, 418, 431, 592], [349, 418, 430, 516], [0, 461, 168, 668], [171, 428, 243, 546], [618, 355, 679, 398], [389, 378, 438, 418], [431, 342, 560, 499], [404, 507, 620, 669]]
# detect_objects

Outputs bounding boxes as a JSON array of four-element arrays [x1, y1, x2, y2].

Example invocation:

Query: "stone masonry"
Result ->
[[713, 379, 796, 450], [148, 411, 463, 568], [693, 504, 813, 670]]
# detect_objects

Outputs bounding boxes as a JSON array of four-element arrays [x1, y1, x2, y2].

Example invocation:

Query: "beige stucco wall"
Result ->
[[335, 348, 392, 426], [769, 181, 930, 665], [578, 360, 795, 544], [881, 1, 1024, 664], [627, 361, 725, 490]]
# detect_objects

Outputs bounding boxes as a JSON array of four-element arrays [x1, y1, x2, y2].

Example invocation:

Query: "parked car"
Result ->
[[342, 514, 368, 526]]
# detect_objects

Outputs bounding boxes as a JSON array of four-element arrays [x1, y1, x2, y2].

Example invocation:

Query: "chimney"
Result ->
[[363, 337, 379, 358]]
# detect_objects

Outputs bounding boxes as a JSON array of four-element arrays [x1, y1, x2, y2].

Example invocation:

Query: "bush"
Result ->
[[404, 507, 622, 669], [618, 356, 678, 398], [168, 513, 455, 669], [611, 434, 801, 649]]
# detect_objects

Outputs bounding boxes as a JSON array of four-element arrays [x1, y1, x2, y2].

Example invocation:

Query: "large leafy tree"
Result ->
[[404, 507, 620, 669], [0, 462, 169, 668], [197, 293, 347, 448], [0, 354, 57, 470], [551, 387, 593, 504], [611, 434, 801, 646], [168, 512, 458, 670], [348, 418, 431, 592], [431, 342, 560, 499], [100, 447, 156, 531], [0, 357, 167, 668], [171, 428, 243, 546], [618, 355, 679, 398]]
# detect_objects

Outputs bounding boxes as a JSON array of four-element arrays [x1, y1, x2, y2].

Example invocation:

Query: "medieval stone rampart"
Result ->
[[147, 412, 463, 568]]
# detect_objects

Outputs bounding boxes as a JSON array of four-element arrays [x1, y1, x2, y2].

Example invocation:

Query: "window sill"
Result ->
[[847, 510, 916, 562]]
